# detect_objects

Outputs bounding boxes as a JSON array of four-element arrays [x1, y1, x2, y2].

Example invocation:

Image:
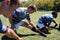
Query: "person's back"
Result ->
[[38, 14, 53, 24], [12, 7, 30, 24], [14, 7, 28, 18]]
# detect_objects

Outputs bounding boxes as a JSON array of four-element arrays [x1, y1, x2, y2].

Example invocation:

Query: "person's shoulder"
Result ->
[[44, 14, 52, 16], [44, 14, 53, 18], [16, 7, 27, 11], [42, 14, 49, 16], [17, 7, 27, 9], [48, 14, 53, 18]]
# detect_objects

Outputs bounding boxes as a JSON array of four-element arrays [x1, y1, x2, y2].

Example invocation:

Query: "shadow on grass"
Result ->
[[2, 33, 38, 40], [17, 33, 38, 37]]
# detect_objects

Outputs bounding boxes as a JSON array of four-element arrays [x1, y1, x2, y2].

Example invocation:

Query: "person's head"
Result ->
[[52, 11, 57, 18], [0, 0, 20, 17], [0, 0, 19, 7], [27, 4, 37, 14]]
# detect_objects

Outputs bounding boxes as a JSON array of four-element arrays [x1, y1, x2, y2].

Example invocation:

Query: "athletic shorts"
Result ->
[[13, 20, 25, 30], [37, 22, 45, 29]]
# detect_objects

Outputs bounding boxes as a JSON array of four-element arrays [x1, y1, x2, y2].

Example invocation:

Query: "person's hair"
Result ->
[[10, 0, 18, 6], [52, 11, 57, 15], [28, 4, 37, 11], [0, 0, 4, 2]]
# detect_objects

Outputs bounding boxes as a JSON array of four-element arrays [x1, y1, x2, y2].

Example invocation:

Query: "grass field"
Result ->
[[0, 11, 60, 40]]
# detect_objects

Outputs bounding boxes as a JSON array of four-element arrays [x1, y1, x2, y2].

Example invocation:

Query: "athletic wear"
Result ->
[[12, 7, 30, 24], [37, 14, 53, 29], [12, 7, 30, 30]]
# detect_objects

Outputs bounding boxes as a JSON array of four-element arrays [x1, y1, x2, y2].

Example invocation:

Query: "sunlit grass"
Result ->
[[0, 11, 60, 40]]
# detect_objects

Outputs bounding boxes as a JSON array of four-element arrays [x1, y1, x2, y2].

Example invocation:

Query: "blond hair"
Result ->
[[28, 4, 37, 12]]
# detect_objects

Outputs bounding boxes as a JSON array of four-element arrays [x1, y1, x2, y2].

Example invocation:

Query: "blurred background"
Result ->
[[20, 0, 60, 12]]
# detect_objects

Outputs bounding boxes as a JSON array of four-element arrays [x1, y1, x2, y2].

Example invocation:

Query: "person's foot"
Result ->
[[43, 31, 51, 34]]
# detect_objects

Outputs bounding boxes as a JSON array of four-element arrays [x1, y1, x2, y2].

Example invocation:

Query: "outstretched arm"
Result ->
[[27, 18, 35, 28], [52, 19, 58, 28], [27, 18, 47, 37]]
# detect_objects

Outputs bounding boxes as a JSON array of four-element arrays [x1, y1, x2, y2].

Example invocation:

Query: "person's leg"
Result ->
[[5, 28, 23, 40], [36, 25, 47, 37], [12, 20, 46, 37], [42, 27, 50, 34], [14, 20, 37, 32], [20, 21, 39, 32], [1, 25, 23, 40], [36, 23, 47, 37], [10, 24, 17, 33], [20, 21, 46, 37]]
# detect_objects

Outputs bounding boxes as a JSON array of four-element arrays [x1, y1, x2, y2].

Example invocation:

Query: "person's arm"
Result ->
[[44, 18, 52, 28], [27, 18, 35, 27], [52, 19, 58, 28], [46, 22, 51, 28], [26, 14, 35, 27]]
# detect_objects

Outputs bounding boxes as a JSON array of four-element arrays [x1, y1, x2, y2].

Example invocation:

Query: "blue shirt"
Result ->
[[0, 19, 2, 27], [38, 14, 53, 24], [12, 7, 30, 24]]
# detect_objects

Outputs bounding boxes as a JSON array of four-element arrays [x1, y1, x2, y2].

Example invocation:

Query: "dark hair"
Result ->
[[0, 0, 4, 2], [28, 4, 37, 11], [52, 11, 57, 15], [52, 11, 58, 18], [10, 0, 18, 6]]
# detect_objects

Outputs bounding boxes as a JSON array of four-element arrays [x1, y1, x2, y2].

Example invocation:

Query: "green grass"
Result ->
[[0, 11, 60, 40]]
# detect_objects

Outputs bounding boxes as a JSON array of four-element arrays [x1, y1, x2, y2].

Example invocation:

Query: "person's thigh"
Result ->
[[14, 20, 32, 30], [20, 21, 32, 29], [37, 23, 45, 29]]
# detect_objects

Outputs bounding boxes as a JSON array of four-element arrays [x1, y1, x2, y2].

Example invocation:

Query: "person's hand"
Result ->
[[54, 23, 58, 28]]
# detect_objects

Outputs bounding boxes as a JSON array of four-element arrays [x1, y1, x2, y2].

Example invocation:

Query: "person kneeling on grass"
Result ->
[[36, 11, 58, 34], [0, 19, 23, 40], [0, 0, 47, 37], [0, 0, 23, 40], [8, 4, 46, 37]]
